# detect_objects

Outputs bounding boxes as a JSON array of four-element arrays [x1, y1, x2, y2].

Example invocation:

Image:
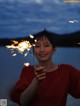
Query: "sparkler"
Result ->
[[6, 35, 34, 66]]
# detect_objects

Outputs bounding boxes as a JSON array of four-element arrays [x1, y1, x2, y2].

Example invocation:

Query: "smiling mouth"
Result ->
[[39, 54, 48, 57]]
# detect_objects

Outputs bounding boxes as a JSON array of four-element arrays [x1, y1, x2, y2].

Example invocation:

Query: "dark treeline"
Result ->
[[0, 31, 80, 47]]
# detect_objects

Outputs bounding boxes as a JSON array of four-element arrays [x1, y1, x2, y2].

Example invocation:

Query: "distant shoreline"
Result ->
[[0, 31, 80, 47]]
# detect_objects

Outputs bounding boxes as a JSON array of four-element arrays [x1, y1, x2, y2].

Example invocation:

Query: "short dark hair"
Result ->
[[32, 29, 56, 48]]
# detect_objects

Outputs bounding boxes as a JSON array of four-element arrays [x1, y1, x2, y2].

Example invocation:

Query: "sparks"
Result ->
[[12, 54, 17, 56], [6, 40, 32, 56], [6, 35, 35, 66], [24, 62, 30, 66], [30, 34, 34, 39]]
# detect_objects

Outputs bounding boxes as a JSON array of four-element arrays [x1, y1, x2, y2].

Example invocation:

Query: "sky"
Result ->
[[0, 0, 80, 38], [0, 1, 80, 105]]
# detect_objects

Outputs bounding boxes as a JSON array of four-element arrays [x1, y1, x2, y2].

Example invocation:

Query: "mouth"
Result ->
[[39, 54, 48, 57]]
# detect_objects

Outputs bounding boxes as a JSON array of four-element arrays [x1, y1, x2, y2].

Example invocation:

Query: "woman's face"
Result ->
[[33, 37, 55, 63]]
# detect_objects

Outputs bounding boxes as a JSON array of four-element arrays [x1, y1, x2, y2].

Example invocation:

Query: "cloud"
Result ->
[[0, 0, 43, 4], [0, 0, 64, 4], [25, 18, 52, 23], [0, 0, 80, 6], [54, 0, 63, 4], [34, 0, 43, 4], [0, 0, 80, 38]]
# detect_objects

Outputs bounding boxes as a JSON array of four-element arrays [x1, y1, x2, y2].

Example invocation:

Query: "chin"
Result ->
[[39, 59, 49, 62]]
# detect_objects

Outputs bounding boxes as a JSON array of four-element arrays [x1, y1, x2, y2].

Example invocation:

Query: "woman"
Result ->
[[10, 30, 80, 106]]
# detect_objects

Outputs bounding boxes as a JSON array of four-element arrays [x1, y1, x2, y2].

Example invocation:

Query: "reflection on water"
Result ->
[[0, 47, 80, 106]]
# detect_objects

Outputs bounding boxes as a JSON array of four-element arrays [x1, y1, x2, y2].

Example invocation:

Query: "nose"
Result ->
[[40, 46, 44, 52]]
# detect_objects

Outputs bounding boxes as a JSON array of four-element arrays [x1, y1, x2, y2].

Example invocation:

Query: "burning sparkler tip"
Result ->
[[6, 35, 33, 66]]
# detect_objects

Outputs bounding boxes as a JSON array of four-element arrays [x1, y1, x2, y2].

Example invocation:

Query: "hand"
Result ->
[[34, 66, 46, 80]]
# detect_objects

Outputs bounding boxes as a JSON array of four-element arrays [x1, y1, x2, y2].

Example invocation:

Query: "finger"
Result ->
[[38, 76, 46, 80], [34, 66, 45, 71], [36, 73, 46, 78]]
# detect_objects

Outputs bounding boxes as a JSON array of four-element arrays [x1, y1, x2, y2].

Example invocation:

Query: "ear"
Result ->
[[53, 47, 56, 53]]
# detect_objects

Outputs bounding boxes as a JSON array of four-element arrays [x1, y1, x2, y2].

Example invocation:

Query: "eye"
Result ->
[[34, 45, 40, 48], [44, 44, 51, 47]]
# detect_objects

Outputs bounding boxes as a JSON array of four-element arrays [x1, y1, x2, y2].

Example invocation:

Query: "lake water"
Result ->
[[0, 47, 80, 106]]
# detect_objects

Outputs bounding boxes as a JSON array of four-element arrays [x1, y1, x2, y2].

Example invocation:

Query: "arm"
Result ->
[[20, 77, 39, 106], [20, 66, 46, 106], [68, 65, 80, 98], [10, 65, 46, 106]]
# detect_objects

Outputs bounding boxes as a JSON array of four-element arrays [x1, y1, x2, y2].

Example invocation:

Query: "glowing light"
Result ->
[[30, 34, 34, 38], [68, 20, 78, 24], [17, 40, 31, 53], [6, 40, 32, 57], [6, 35, 35, 66], [77, 42, 80, 45], [12, 54, 17, 56], [24, 62, 30, 66], [34, 39, 37, 42]]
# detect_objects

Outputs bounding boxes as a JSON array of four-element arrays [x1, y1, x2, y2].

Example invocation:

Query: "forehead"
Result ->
[[35, 36, 50, 43]]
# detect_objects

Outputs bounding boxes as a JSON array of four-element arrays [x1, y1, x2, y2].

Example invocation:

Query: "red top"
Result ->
[[10, 64, 80, 106]]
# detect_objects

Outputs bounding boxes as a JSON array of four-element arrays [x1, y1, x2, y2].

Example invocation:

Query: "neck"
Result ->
[[39, 60, 53, 67], [38, 60, 55, 72], [38, 60, 58, 72]]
